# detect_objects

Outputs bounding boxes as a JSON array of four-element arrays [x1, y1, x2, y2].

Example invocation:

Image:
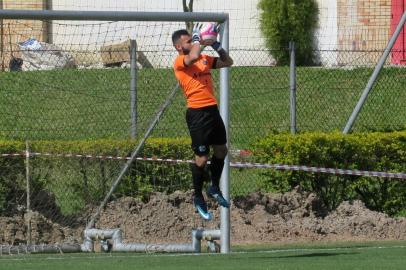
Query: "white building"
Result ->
[[1, 0, 396, 68], [50, 0, 347, 67]]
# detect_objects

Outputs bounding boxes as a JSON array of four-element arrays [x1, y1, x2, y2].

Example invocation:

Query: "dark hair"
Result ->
[[172, 29, 189, 45]]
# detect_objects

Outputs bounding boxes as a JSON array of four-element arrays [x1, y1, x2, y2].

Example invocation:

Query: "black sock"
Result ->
[[210, 156, 225, 188], [191, 163, 205, 197]]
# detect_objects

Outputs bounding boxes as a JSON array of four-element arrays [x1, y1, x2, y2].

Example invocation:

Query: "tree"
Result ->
[[182, 0, 194, 32], [258, 0, 318, 66]]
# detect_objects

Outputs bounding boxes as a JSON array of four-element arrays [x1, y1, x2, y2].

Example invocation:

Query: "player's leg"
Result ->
[[186, 107, 213, 220], [207, 144, 230, 208], [191, 154, 212, 220], [206, 107, 230, 208], [210, 144, 227, 187], [192, 155, 209, 196]]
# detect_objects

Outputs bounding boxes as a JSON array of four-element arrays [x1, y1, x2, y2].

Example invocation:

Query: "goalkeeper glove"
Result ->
[[192, 23, 202, 44]]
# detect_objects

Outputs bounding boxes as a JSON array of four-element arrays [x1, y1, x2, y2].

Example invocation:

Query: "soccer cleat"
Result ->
[[193, 196, 213, 221], [207, 186, 230, 208]]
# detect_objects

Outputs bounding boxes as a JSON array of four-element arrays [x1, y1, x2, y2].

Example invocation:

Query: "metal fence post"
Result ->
[[130, 39, 137, 138], [343, 11, 406, 134], [25, 141, 32, 245], [289, 41, 297, 134], [0, 0, 4, 71]]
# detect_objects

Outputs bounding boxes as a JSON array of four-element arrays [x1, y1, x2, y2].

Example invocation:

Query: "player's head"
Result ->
[[172, 29, 192, 55]]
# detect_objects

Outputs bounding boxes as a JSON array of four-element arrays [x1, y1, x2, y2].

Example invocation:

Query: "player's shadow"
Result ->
[[254, 251, 358, 259]]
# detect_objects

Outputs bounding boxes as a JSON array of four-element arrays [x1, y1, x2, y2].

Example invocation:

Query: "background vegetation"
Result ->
[[258, 0, 319, 65], [0, 66, 405, 217], [0, 131, 405, 217]]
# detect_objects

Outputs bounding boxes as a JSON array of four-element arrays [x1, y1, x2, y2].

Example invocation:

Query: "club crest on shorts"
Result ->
[[198, 145, 206, 153]]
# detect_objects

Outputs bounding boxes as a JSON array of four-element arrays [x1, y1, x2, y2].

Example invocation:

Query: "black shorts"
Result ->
[[186, 105, 227, 156]]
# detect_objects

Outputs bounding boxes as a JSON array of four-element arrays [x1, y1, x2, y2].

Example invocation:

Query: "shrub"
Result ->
[[258, 0, 318, 65], [0, 138, 192, 216], [253, 131, 406, 215], [0, 141, 26, 215]]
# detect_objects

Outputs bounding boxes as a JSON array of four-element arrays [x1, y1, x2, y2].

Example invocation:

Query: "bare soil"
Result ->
[[1, 187, 406, 246]]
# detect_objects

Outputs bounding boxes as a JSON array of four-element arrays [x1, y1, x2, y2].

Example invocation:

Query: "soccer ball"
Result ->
[[200, 22, 219, 41]]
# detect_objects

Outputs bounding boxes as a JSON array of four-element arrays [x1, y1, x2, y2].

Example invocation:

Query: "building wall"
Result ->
[[337, 0, 391, 65], [316, 0, 338, 66], [0, 0, 397, 68], [390, 0, 406, 64], [0, 0, 48, 70]]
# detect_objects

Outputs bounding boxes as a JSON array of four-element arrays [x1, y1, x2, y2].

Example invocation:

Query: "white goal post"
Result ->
[[0, 9, 231, 254]]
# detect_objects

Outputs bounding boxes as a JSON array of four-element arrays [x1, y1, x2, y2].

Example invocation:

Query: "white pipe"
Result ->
[[0, 228, 221, 255], [0, 244, 82, 255], [84, 228, 121, 240], [82, 228, 221, 253], [193, 229, 221, 241], [192, 229, 221, 253], [114, 243, 196, 253], [80, 236, 94, 252]]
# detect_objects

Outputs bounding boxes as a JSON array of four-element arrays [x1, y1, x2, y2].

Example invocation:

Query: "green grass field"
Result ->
[[1, 241, 405, 270], [0, 66, 405, 147]]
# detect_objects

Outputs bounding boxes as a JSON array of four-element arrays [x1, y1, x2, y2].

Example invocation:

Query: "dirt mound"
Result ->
[[95, 187, 406, 244], [320, 200, 406, 240], [0, 212, 80, 245], [230, 191, 406, 244], [2, 188, 406, 245]]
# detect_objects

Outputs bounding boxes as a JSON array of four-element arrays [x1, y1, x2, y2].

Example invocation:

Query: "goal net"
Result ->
[[0, 10, 230, 253]]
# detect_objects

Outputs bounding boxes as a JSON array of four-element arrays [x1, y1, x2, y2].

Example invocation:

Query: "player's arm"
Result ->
[[183, 24, 203, 66], [183, 42, 202, 66], [211, 41, 233, 69]]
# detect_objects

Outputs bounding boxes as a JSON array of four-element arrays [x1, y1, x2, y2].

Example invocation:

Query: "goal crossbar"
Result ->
[[0, 9, 228, 22]]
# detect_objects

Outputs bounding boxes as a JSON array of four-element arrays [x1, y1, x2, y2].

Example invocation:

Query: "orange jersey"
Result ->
[[173, 54, 217, 109]]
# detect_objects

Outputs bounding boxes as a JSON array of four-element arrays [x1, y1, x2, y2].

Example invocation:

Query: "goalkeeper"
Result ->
[[172, 24, 233, 221]]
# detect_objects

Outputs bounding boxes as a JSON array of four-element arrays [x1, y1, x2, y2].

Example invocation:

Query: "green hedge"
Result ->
[[0, 138, 193, 216], [1, 132, 405, 217], [0, 141, 26, 214], [253, 131, 406, 216]]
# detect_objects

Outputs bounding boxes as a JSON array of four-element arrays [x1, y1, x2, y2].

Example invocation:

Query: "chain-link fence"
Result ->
[[0, 15, 405, 249], [1, 49, 404, 142]]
